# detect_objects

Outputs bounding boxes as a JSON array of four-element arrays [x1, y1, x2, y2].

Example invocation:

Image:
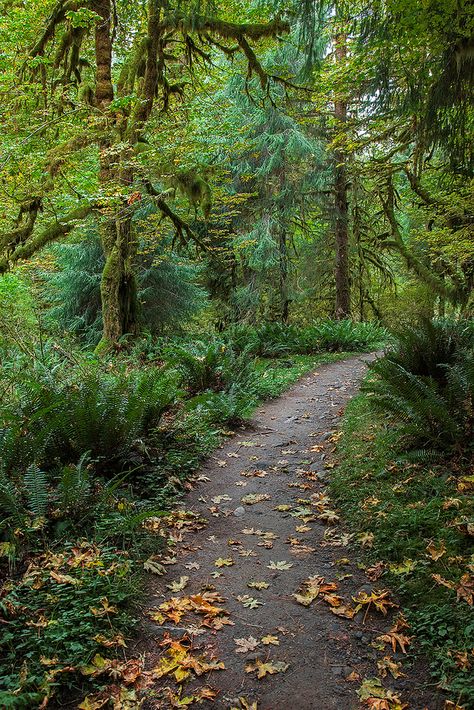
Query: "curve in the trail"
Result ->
[[140, 354, 443, 710]]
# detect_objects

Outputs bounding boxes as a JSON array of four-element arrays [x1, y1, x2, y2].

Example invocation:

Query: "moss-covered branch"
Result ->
[[378, 190, 456, 301], [0, 204, 93, 273], [160, 16, 289, 41]]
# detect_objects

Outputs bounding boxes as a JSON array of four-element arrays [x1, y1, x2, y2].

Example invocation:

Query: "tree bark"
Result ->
[[333, 21, 351, 319], [94, 0, 139, 350], [278, 226, 289, 323]]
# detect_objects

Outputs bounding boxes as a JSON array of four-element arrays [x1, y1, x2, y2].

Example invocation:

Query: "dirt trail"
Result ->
[[140, 355, 443, 710]]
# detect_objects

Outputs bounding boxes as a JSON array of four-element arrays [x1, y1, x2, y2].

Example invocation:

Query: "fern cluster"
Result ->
[[0, 363, 179, 483], [164, 338, 257, 395], [225, 319, 387, 357], [364, 319, 474, 454]]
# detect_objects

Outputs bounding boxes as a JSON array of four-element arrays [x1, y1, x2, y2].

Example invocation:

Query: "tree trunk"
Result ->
[[279, 226, 289, 324], [94, 0, 139, 350], [99, 215, 139, 348], [333, 20, 351, 320]]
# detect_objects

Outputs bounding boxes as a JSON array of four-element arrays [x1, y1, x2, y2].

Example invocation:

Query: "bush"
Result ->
[[1, 363, 179, 473], [225, 320, 386, 357], [363, 319, 474, 453], [307, 319, 387, 352], [382, 318, 474, 382], [165, 339, 256, 394]]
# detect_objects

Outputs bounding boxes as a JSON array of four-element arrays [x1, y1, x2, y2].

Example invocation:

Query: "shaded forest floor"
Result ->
[[135, 355, 444, 709]]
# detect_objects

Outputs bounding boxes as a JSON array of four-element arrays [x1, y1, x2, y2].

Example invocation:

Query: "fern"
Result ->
[[365, 320, 474, 452], [57, 453, 91, 511], [0, 470, 23, 523], [24, 465, 48, 517]]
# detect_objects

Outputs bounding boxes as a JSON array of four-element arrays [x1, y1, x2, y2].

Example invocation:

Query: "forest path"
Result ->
[[140, 355, 442, 710]]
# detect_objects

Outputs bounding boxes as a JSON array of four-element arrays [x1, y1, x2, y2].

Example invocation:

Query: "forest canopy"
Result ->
[[0, 0, 472, 345]]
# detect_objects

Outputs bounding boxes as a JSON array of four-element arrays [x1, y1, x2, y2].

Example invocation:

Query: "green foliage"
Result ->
[[0, 273, 38, 355], [165, 338, 257, 394], [307, 320, 387, 353], [23, 464, 48, 518], [0, 542, 136, 706], [331, 392, 474, 704], [226, 320, 387, 357], [186, 383, 256, 427], [364, 319, 474, 452], [2, 364, 179, 470], [41, 236, 208, 344]]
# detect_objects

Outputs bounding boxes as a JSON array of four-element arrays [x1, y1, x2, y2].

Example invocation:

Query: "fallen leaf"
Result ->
[[376, 631, 411, 654], [261, 634, 280, 645], [212, 495, 232, 504], [388, 559, 416, 575], [318, 510, 340, 524], [50, 571, 81, 586], [425, 540, 446, 561], [353, 589, 397, 617], [241, 493, 271, 505], [358, 531, 375, 548], [247, 581, 270, 590], [143, 559, 166, 575], [330, 604, 356, 619], [184, 562, 200, 570], [366, 562, 385, 581], [215, 557, 234, 567], [296, 525, 312, 533], [236, 595, 264, 609], [166, 576, 189, 593], [456, 573, 474, 605], [92, 633, 126, 648], [234, 636, 260, 653], [267, 560, 293, 570], [230, 698, 258, 710], [245, 659, 289, 679], [377, 656, 405, 679]]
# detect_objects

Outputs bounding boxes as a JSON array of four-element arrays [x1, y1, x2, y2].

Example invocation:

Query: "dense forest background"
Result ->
[[1, 0, 472, 343], [0, 0, 472, 708]]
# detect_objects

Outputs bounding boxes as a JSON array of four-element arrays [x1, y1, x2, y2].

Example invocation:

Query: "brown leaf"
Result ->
[[425, 540, 446, 561], [234, 636, 260, 653], [245, 659, 289, 679]]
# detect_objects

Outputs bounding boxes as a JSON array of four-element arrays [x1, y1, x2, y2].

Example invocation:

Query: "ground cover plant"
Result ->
[[0, 0, 472, 706], [331, 321, 474, 707]]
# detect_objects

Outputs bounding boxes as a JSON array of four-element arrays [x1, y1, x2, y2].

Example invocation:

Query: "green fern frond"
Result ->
[[24, 465, 48, 518]]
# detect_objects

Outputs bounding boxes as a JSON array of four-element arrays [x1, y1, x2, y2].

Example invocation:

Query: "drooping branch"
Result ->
[[378, 184, 455, 301], [143, 180, 207, 250], [403, 167, 446, 208], [29, 0, 90, 58], [161, 16, 289, 42], [237, 35, 268, 89], [0, 204, 93, 273]]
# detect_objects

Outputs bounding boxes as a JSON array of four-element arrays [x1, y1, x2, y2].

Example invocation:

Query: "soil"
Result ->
[[137, 354, 445, 710]]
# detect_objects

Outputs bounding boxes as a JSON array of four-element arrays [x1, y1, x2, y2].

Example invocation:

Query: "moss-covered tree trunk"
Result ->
[[94, 0, 139, 350], [99, 215, 138, 348]]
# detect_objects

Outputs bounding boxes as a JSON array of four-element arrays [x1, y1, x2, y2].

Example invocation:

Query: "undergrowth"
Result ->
[[331, 393, 474, 706], [0, 320, 366, 706]]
